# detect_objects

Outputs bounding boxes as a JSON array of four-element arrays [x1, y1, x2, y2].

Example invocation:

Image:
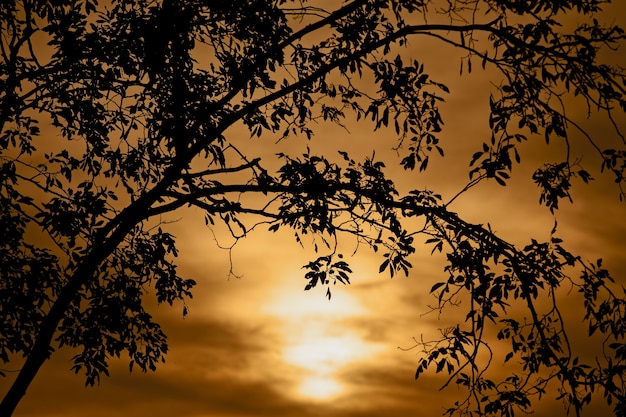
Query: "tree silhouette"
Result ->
[[1, 0, 625, 416]]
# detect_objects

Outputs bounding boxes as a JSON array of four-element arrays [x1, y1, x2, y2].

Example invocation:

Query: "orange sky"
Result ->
[[2, 1, 626, 417]]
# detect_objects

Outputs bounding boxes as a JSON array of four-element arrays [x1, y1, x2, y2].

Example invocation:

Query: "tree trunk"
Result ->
[[0, 177, 176, 416]]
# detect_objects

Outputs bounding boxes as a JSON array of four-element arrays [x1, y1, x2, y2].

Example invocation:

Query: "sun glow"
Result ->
[[282, 329, 379, 400], [297, 376, 343, 399], [264, 285, 382, 401]]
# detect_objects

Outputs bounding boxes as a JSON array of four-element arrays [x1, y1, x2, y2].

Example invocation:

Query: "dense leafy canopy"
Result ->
[[1, 0, 625, 416]]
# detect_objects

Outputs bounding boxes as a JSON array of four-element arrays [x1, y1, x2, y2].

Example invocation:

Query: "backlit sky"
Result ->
[[2, 1, 626, 416]]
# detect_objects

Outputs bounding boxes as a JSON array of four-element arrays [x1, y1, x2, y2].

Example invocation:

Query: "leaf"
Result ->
[[470, 151, 484, 166], [436, 359, 446, 373]]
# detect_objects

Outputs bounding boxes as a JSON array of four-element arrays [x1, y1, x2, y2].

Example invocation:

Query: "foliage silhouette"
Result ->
[[1, 0, 625, 416]]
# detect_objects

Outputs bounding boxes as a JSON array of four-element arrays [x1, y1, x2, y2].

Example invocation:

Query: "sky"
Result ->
[[2, 1, 626, 416]]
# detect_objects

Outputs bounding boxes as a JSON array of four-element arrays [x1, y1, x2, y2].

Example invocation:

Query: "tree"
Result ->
[[1, 0, 625, 416]]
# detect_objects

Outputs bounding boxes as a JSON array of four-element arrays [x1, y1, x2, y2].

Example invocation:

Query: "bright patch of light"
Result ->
[[262, 287, 367, 319], [264, 284, 383, 402], [283, 333, 372, 373], [297, 376, 343, 400]]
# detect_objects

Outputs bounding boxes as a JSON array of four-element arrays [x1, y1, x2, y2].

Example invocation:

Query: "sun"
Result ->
[[282, 330, 377, 400], [263, 285, 382, 401]]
